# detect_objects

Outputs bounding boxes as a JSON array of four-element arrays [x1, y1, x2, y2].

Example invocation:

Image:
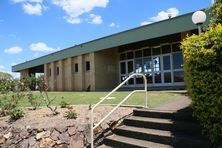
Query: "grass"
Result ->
[[16, 91, 183, 107]]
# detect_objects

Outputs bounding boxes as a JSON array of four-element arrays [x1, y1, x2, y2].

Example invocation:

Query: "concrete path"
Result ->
[[150, 91, 192, 111]]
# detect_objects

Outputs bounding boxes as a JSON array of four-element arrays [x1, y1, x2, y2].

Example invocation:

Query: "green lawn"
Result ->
[[17, 91, 183, 107]]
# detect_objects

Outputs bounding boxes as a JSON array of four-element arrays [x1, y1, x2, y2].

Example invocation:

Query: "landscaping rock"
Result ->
[[51, 130, 60, 140], [19, 139, 29, 148], [59, 133, 70, 144], [36, 131, 50, 140], [28, 136, 36, 146], [39, 138, 56, 147], [69, 133, 84, 148], [20, 130, 29, 139], [0, 134, 5, 144], [56, 127, 67, 133], [67, 127, 76, 136], [4, 132, 12, 139]]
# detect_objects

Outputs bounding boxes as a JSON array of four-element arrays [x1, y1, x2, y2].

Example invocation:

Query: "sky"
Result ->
[[0, 0, 211, 78]]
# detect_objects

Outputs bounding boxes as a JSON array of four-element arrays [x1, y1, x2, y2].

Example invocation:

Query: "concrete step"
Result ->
[[123, 116, 202, 134], [97, 144, 113, 148], [104, 134, 172, 148], [133, 108, 196, 121], [114, 125, 210, 148]]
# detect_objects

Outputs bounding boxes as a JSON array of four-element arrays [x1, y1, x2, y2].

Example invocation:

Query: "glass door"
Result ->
[[163, 54, 172, 84], [127, 60, 134, 85], [152, 56, 162, 85]]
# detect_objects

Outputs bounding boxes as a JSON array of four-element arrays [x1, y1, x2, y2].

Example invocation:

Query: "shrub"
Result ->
[[64, 109, 77, 119], [60, 100, 69, 108], [181, 24, 222, 145], [26, 92, 41, 110], [9, 108, 24, 122]]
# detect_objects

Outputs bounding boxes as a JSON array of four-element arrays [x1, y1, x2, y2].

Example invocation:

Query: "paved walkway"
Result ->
[[150, 91, 192, 111]]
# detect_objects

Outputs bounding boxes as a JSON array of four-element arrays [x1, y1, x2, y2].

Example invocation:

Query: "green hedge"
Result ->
[[181, 24, 222, 146]]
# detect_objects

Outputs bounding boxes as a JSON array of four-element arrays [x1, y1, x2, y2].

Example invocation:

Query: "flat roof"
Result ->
[[12, 11, 209, 72]]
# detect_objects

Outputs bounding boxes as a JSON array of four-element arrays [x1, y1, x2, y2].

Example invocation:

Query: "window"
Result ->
[[135, 50, 142, 58], [172, 43, 181, 52], [143, 48, 151, 57], [127, 52, 134, 59], [161, 45, 171, 54], [86, 61, 90, 71], [120, 53, 126, 60], [152, 47, 161, 55], [173, 71, 184, 82], [56, 67, 59, 75], [120, 62, 126, 74], [49, 68, 51, 76], [75, 63, 78, 72], [173, 52, 183, 69]]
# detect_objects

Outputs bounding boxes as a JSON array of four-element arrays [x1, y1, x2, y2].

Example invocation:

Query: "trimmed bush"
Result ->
[[181, 24, 222, 146]]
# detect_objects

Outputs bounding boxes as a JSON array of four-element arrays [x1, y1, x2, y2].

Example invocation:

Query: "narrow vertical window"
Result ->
[[57, 67, 59, 75], [86, 61, 90, 71], [75, 63, 78, 72]]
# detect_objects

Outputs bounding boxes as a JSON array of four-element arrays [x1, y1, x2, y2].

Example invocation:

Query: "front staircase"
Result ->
[[98, 108, 211, 148]]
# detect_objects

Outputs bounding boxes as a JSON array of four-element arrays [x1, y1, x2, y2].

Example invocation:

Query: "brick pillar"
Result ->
[[67, 57, 73, 91]]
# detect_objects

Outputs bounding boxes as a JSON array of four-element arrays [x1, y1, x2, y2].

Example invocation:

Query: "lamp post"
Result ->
[[192, 11, 207, 34]]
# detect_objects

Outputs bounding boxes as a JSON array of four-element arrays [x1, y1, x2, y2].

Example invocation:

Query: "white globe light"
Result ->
[[192, 11, 207, 25]]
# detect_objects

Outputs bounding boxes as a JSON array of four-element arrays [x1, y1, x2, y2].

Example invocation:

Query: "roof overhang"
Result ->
[[12, 11, 210, 72]]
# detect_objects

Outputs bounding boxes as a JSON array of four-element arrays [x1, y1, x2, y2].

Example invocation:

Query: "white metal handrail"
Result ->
[[90, 73, 147, 148]]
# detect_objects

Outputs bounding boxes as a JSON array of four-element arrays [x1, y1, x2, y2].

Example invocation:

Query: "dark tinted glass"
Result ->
[[172, 43, 181, 52], [164, 72, 172, 83], [135, 50, 142, 58], [174, 71, 184, 82], [152, 47, 161, 55], [120, 53, 126, 60], [86, 61, 90, 71], [143, 48, 151, 56], [120, 62, 126, 74], [75, 63, 78, 72], [127, 52, 134, 59], [173, 52, 183, 69], [161, 45, 171, 54], [163, 56, 171, 70]]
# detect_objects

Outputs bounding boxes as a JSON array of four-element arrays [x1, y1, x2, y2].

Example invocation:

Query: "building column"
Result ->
[[89, 53, 95, 91], [51, 62, 56, 91], [57, 60, 64, 91], [44, 64, 48, 86], [20, 69, 29, 79], [67, 57, 73, 91], [78, 55, 85, 91]]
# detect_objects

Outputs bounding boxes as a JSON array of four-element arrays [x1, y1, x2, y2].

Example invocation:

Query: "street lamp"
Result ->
[[192, 11, 207, 34]]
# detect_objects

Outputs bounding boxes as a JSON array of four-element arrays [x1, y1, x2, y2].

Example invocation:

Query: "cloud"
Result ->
[[150, 8, 179, 22], [4, 46, 23, 54], [109, 22, 119, 28], [0, 65, 5, 70], [12, 0, 46, 16], [52, 0, 109, 24], [140, 8, 179, 26], [30, 42, 56, 52], [140, 21, 152, 26], [88, 14, 102, 24], [22, 3, 43, 15], [11, 62, 17, 66]]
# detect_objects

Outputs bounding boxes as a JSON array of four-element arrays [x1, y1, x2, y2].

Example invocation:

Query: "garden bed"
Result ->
[[0, 105, 134, 148]]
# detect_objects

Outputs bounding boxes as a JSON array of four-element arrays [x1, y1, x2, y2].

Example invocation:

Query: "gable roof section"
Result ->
[[12, 11, 209, 72]]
